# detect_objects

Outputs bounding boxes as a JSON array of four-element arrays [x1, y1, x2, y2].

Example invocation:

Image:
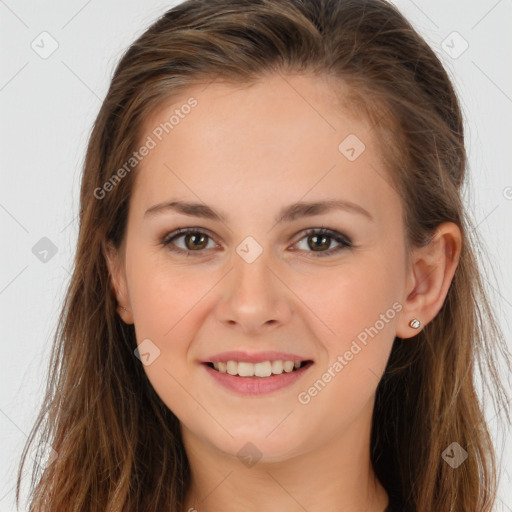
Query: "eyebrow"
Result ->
[[144, 198, 373, 223]]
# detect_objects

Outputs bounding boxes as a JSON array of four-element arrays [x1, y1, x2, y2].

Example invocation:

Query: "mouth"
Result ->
[[203, 360, 314, 378], [202, 358, 315, 395]]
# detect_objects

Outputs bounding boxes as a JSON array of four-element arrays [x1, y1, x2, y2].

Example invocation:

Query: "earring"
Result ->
[[120, 306, 129, 313], [408, 318, 421, 329]]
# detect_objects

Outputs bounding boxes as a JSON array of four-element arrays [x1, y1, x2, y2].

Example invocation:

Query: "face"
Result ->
[[106, 73, 412, 462]]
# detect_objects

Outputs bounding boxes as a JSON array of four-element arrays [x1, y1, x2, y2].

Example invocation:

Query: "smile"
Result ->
[[206, 359, 311, 377], [202, 360, 314, 395]]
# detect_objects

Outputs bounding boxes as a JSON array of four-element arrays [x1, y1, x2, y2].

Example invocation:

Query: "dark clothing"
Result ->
[[385, 495, 406, 511]]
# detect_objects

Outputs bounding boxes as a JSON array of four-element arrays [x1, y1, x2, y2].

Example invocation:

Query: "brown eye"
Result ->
[[162, 227, 352, 258], [162, 228, 217, 254], [293, 228, 353, 257], [308, 233, 331, 251], [183, 232, 209, 250]]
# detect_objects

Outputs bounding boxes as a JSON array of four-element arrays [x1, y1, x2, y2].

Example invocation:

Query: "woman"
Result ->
[[16, 0, 511, 510]]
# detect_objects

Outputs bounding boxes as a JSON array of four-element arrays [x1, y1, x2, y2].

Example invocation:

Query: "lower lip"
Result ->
[[202, 362, 314, 395]]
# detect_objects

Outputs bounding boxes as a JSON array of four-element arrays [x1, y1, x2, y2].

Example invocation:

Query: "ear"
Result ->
[[102, 239, 134, 325], [396, 222, 462, 339]]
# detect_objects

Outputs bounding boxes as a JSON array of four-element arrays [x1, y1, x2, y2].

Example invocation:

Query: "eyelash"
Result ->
[[161, 227, 353, 258]]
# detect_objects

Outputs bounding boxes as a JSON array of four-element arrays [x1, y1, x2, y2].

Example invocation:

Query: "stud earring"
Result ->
[[408, 318, 421, 329]]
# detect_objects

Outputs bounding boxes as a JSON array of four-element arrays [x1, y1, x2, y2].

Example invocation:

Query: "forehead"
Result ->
[[130, 73, 400, 225]]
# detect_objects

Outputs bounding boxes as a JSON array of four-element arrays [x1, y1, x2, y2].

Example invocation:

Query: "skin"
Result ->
[[105, 73, 462, 512]]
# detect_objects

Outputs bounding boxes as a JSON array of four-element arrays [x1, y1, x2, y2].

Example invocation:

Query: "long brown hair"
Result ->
[[16, 0, 511, 510]]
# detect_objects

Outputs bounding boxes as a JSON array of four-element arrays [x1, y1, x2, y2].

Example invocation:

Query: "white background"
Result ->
[[1, 0, 511, 510]]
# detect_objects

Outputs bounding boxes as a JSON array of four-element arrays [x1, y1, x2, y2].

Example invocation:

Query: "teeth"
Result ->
[[226, 360, 238, 375], [283, 361, 294, 372], [271, 360, 283, 374], [212, 360, 305, 377]]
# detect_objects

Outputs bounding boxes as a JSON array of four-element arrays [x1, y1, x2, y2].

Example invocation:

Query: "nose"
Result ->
[[214, 246, 293, 335]]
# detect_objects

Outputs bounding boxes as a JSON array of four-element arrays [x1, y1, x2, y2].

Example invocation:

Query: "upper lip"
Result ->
[[203, 351, 313, 364]]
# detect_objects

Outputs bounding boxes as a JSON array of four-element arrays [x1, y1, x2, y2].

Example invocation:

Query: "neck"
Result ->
[[181, 398, 389, 512]]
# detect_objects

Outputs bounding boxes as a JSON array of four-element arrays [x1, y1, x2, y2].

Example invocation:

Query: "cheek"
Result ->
[[124, 249, 209, 401], [303, 255, 403, 348], [125, 240, 214, 339], [299, 252, 404, 403]]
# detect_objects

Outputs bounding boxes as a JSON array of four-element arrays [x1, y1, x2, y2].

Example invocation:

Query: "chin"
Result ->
[[206, 429, 308, 465]]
